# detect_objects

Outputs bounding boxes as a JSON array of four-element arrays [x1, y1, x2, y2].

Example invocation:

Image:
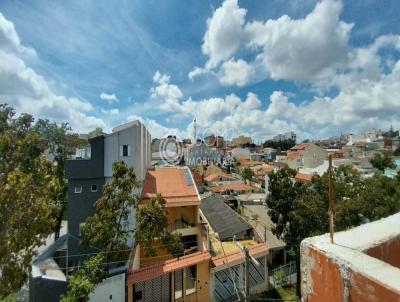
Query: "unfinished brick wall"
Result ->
[[301, 213, 400, 302], [366, 235, 400, 269]]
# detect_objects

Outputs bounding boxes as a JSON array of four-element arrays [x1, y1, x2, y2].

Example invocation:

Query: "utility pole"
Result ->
[[244, 247, 250, 302], [328, 154, 335, 244]]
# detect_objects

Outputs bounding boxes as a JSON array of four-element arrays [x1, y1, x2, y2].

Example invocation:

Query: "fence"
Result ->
[[269, 261, 296, 288]]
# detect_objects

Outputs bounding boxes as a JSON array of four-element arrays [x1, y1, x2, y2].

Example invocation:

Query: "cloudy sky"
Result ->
[[0, 0, 399, 141]]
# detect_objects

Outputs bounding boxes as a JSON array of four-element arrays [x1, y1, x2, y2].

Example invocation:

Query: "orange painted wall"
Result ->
[[349, 272, 400, 302], [304, 247, 344, 302], [366, 235, 400, 269]]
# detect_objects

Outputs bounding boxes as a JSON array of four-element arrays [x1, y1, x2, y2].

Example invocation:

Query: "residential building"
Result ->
[[204, 135, 224, 148], [65, 121, 151, 263], [264, 147, 278, 161], [272, 131, 296, 142], [283, 143, 327, 170], [232, 135, 252, 146], [211, 183, 258, 195], [204, 172, 241, 187], [184, 142, 221, 168], [199, 195, 269, 301], [127, 167, 211, 302], [230, 147, 251, 159], [301, 212, 400, 301]]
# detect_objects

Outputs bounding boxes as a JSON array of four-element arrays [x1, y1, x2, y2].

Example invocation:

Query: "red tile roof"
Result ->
[[205, 172, 235, 182], [211, 183, 257, 193], [212, 243, 268, 267], [127, 251, 211, 285], [295, 173, 314, 182], [141, 167, 199, 206]]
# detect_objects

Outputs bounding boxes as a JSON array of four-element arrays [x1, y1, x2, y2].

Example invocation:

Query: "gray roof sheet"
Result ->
[[200, 195, 252, 241]]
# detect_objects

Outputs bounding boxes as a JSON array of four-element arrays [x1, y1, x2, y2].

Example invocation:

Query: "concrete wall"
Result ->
[[89, 273, 126, 302], [301, 213, 400, 302], [29, 277, 68, 302], [366, 234, 400, 269], [104, 122, 151, 182]]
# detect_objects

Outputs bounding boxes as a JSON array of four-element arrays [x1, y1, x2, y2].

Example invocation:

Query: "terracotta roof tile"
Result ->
[[127, 251, 211, 284], [211, 183, 257, 193], [205, 172, 235, 182], [141, 167, 199, 206], [295, 173, 314, 182]]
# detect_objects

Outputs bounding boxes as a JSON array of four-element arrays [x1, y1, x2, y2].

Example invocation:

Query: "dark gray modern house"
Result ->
[[65, 135, 106, 263], [30, 120, 151, 302]]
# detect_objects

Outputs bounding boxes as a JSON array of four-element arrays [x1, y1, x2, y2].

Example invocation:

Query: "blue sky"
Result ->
[[0, 0, 400, 141]]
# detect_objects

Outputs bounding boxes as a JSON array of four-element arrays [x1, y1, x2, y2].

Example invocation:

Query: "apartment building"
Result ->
[[283, 143, 327, 170], [127, 167, 211, 302], [65, 121, 151, 264]]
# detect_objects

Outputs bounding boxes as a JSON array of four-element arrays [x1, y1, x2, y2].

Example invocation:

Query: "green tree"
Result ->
[[0, 104, 59, 297], [266, 167, 306, 296], [61, 253, 106, 302], [370, 153, 396, 172], [82, 161, 140, 260], [240, 167, 254, 184], [136, 195, 184, 257], [263, 138, 296, 150], [64, 161, 139, 301], [34, 119, 86, 240]]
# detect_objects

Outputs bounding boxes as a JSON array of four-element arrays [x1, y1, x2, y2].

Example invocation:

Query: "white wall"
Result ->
[[89, 273, 125, 302]]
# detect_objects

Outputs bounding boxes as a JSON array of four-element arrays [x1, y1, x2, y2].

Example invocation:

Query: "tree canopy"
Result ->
[[34, 119, 86, 239], [0, 104, 59, 297], [240, 167, 254, 184], [369, 153, 396, 172], [266, 165, 400, 295], [263, 138, 296, 150]]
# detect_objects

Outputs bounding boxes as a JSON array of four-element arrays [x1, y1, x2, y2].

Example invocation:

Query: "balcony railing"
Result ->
[[167, 216, 196, 232]]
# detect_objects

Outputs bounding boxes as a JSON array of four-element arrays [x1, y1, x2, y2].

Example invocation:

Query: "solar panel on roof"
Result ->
[[183, 168, 194, 186]]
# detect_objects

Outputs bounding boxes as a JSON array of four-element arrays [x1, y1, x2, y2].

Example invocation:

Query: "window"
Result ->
[[91, 184, 98, 192], [79, 222, 86, 237], [74, 186, 82, 194], [120, 144, 131, 157], [174, 269, 183, 300], [185, 265, 197, 296]]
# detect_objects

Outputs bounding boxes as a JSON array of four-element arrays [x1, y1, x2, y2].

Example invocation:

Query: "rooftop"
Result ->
[[141, 167, 200, 206], [200, 194, 253, 241], [211, 183, 257, 194], [128, 251, 211, 285], [301, 212, 400, 301]]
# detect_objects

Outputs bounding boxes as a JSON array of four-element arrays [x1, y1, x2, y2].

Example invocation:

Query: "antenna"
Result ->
[[328, 155, 335, 244], [194, 118, 197, 143]]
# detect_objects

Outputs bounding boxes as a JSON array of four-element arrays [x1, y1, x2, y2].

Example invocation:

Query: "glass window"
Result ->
[[74, 186, 82, 193], [121, 145, 130, 157], [91, 184, 98, 192], [185, 265, 197, 296], [174, 269, 183, 300]]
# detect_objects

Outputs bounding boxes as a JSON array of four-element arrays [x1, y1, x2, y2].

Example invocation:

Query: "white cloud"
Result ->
[[100, 92, 119, 103], [245, 0, 353, 82], [188, 66, 208, 80], [0, 12, 36, 58], [151, 51, 400, 141], [0, 14, 106, 133], [191, 0, 354, 85], [201, 0, 246, 69], [218, 58, 253, 86], [101, 108, 120, 115]]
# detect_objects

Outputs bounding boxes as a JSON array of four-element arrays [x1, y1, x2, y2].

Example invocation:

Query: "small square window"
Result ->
[[74, 186, 82, 194], [91, 184, 98, 192]]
